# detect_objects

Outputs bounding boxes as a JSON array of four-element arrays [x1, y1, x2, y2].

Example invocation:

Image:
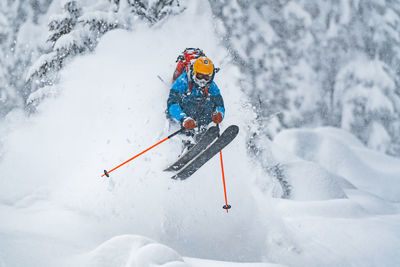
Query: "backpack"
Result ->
[[172, 48, 219, 98], [172, 48, 205, 82]]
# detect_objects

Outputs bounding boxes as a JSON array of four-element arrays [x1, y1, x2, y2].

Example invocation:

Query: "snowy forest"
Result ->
[[1, 1, 400, 267], [1, 0, 400, 157]]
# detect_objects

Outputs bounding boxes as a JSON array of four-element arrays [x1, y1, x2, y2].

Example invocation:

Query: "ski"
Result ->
[[171, 125, 239, 180], [164, 126, 220, 172]]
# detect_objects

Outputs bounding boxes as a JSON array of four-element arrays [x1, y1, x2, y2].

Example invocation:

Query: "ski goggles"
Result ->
[[195, 72, 212, 81]]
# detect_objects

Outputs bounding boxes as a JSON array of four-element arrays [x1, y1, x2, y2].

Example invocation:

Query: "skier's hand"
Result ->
[[182, 117, 197, 130], [212, 111, 223, 124]]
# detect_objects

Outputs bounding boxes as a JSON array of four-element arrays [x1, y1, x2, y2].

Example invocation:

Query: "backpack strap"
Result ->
[[188, 79, 194, 93], [203, 86, 209, 98]]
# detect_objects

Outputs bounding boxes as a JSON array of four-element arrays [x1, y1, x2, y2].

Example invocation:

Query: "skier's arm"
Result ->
[[167, 90, 186, 121], [167, 74, 188, 122]]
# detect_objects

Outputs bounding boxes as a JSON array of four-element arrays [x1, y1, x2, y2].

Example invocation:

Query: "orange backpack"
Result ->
[[172, 48, 205, 83]]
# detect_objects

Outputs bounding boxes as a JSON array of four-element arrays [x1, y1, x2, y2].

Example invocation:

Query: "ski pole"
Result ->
[[220, 150, 231, 213], [217, 124, 231, 213], [102, 128, 184, 177]]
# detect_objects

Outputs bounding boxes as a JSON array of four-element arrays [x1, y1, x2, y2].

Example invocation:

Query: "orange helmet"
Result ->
[[192, 57, 214, 88]]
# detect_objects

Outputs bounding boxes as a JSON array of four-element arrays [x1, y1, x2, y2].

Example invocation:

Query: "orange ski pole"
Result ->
[[216, 124, 231, 212], [102, 128, 184, 177], [220, 150, 231, 213]]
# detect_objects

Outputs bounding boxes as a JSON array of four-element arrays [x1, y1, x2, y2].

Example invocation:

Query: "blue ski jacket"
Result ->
[[167, 73, 225, 127]]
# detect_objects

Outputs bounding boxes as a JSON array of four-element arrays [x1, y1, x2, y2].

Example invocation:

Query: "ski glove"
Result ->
[[212, 111, 223, 124], [182, 117, 197, 130]]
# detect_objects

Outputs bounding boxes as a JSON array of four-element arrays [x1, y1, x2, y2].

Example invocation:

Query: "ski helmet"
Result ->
[[191, 57, 214, 88]]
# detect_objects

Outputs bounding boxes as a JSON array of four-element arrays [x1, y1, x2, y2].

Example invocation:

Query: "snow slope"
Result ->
[[0, 1, 400, 267]]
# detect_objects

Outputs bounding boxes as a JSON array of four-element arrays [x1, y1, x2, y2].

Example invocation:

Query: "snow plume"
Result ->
[[25, 0, 184, 111], [1, 1, 400, 267], [0, 2, 276, 265]]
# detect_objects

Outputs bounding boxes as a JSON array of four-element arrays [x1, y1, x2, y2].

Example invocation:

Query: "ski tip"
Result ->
[[229, 125, 239, 134], [103, 170, 110, 177], [223, 204, 231, 210]]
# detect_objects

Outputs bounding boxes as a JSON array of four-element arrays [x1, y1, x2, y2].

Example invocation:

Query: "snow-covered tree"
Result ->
[[26, 0, 120, 97], [26, 0, 184, 107], [210, 1, 322, 138], [308, 0, 400, 156], [210, 0, 400, 157], [123, 0, 183, 25], [0, 2, 15, 117], [0, 0, 51, 117], [334, 58, 400, 156], [0, 0, 54, 116]]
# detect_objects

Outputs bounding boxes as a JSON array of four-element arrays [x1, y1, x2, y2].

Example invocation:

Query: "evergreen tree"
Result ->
[[334, 58, 400, 156], [0, 0, 54, 116], [210, 0, 400, 157], [0, 1, 19, 117], [125, 0, 183, 24], [210, 0, 321, 137], [26, 0, 184, 107], [26, 0, 120, 99]]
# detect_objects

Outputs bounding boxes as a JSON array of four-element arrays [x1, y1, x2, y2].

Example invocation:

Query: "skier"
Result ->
[[167, 55, 225, 137], [102, 50, 237, 181]]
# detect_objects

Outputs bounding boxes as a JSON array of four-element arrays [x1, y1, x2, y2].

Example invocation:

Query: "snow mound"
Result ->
[[86, 235, 188, 267], [274, 127, 400, 202], [282, 161, 347, 201], [85, 235, 286, 267]]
